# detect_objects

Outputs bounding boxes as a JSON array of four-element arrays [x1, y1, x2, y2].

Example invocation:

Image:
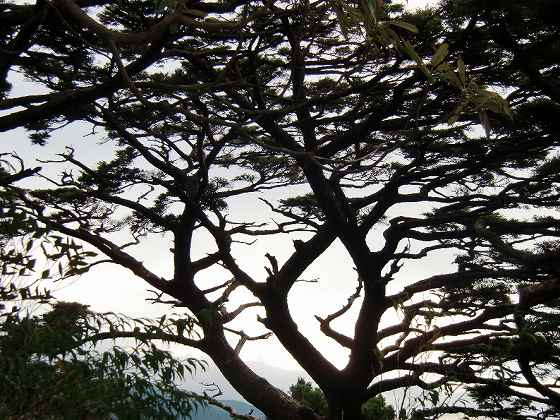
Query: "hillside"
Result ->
[[186, 400, 265, 420]]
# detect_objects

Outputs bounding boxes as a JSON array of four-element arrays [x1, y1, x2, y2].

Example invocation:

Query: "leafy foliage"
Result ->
[[290, 378, 395, 420], [0, 239, 205, 420], [0, 292, 205, 419]]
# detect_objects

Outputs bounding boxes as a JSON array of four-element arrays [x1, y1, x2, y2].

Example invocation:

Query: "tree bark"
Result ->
[[201, 333, 323, 420]]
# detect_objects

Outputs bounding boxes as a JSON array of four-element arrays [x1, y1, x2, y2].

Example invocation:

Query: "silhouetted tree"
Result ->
[[0, 255, 206, 420], [1, 0, 559, 419]]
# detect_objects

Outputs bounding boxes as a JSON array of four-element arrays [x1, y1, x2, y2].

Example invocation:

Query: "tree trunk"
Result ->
[[201, 333, 322, 420], [326, 394, 365, 420], [341, 404, 364, 420]]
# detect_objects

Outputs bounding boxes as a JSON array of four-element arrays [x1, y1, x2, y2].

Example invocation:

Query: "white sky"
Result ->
[[401, 0, 437, 10]]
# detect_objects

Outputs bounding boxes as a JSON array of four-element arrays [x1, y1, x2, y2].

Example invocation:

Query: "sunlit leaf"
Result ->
[[388, 20, 419, 33], [431, 43, 449, 68]]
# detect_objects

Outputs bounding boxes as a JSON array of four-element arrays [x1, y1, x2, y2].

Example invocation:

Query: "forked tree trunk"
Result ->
[[326, 396, 365, 420], [201, 333, 323, 420], [203, 332, 369, 420]]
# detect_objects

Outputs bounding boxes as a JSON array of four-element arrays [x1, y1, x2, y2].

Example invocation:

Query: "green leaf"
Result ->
[[377, 24, 400, 46], [436, 62, 462, 89], [472, 89, 513, 121], [401, 41, 432, 81], [388, 20, 419, 34], [360, 0, 377, 29], [457, 57, 466, 85], [431, 43, 449, 68], [483, 91, 513, 119]]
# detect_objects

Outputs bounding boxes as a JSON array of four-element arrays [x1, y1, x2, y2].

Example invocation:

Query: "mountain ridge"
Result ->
[[185, 399, 265, 420]]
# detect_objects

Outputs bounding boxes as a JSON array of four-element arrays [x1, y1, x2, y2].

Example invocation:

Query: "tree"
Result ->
[[0, 238, 206, 420], [290, 378, 329, 417], [290, 378, 395, 420], [0, 302, 202, 420], [1, 0, 559, 419]]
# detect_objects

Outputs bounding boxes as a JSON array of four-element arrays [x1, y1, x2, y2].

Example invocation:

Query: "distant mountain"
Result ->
[[178, 362, 465, 420], [186, 400, 265, 420], [180, 360, 310, 401], [177, 360, 300, 419]]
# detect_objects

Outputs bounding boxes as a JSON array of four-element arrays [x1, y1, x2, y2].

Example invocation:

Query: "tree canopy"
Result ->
[[290, 378, 396, 420], [1, 0, 560, 419], [0, 245, 206, 420]]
